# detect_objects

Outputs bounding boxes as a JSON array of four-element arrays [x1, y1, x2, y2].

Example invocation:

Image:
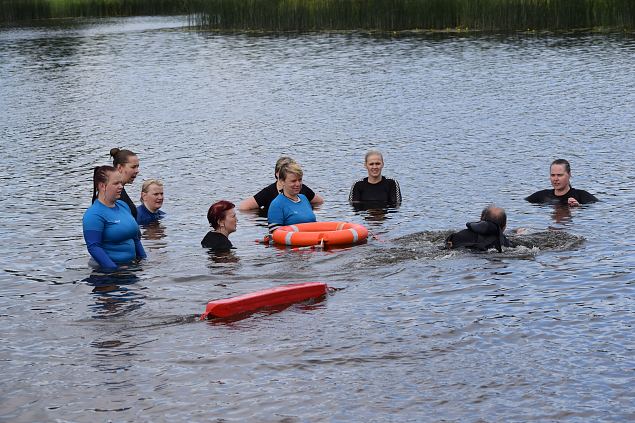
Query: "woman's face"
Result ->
[[365, 154, 384, 179], [219, 208, 238, 234], [282, 172, 302, 197], [117, 155, 140, 184], [550, 164, 571, 192], [141, 184, 164, 212], [100, 172, 123, 203]]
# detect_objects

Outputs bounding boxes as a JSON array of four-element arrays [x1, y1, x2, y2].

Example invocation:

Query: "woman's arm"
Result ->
[[238, 196, 259, 210], [134, 235, 146, 260], [310, 193, 324, 205], [83, 229, 118, 269], [267, 201, 285, 233]]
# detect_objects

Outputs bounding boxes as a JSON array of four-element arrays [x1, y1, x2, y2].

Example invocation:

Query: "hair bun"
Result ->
[[110, 148, 120, 157]]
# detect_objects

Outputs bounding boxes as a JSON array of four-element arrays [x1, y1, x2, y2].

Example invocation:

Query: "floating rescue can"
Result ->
[[271, 221, 368, 247], [200, 282, 328, 320]]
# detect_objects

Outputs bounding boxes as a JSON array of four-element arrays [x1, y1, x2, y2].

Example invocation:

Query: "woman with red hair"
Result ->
[[201, 200, 237, 251]]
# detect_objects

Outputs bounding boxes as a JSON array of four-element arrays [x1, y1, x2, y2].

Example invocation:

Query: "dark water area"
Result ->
[[1, 16, 634, 422]]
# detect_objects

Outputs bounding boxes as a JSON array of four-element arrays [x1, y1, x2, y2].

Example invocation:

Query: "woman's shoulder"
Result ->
[[201, 231, 233, 249], [269, 192, 285, 207]]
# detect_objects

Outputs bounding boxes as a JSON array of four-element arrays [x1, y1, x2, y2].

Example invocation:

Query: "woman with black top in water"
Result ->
[[110, 148, 140, 219], [202, 200, 237, 251], [238, 156, 324, 211], [349, 149, 401, 207], [525, 159, 597, 206]]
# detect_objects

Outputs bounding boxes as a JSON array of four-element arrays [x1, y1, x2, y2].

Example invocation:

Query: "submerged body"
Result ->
[[525, 187, 597, 205], [349, 176, 401, 207], [268, 193, 316, 231], [136, 204, 166, 225], [201, 231, 233, 251], [445, 220, 513, 252]]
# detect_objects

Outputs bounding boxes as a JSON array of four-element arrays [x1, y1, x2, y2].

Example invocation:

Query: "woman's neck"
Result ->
[[215, 228, 229, 237], [143, 202, 158, 213], [367, 175, 382, 184], [283, 190, 299, 202], [555, 185, 571, 196], [98, 196, 116, 208]]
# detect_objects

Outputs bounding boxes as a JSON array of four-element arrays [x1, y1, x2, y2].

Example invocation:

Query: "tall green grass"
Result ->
[[1, 0, 191, 22], [191, 0, 635, 32], [2, 0, 633, 31]]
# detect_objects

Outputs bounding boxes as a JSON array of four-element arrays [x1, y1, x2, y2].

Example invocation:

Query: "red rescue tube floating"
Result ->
[[272, 221, 369, 247], [200, 282, 328, 320]]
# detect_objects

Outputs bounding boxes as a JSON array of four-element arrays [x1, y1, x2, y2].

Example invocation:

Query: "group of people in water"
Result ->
[[82, 149, 597, 270]]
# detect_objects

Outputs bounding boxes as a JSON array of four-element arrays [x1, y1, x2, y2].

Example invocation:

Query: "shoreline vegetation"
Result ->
[[1, 0, 634, 33]]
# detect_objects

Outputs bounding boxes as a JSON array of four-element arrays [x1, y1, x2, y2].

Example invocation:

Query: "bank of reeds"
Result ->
[[2, 0, 634, 31], [192, 0, 635, 32], [0, 0, 191, 22]]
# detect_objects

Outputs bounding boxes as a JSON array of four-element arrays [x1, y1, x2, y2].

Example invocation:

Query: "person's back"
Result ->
[[445, 206, 512, 252]]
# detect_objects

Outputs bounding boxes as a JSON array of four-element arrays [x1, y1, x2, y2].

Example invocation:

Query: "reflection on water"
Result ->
[[83, 270, 144, 319], [140, 222, 166, 241], [206, 249, 240, 266]]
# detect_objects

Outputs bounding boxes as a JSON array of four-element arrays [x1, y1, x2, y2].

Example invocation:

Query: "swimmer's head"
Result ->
[[110, 148, 139, 185], [278, 162, 303, 182], [364, 149, 384, 164], [481, 205, 507, 231], [275, 156, 295, 179], [550, 158, 571, 175], [92, 165, 118, 204], [207, 200, 236, 230], [550, 159, 572, 192]]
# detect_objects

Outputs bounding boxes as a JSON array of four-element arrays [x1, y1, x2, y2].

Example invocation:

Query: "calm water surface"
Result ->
[[1, 16, 634, 422]]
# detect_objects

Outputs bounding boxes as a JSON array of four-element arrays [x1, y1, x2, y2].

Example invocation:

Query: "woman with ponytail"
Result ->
[[110, 148, 140, 219], [82, 165, 146, 269]]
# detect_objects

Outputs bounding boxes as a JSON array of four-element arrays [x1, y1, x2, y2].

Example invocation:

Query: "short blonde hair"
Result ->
[[365, 149, 383, 163], [141, 179, 163, 193], [278, 162, 303, 181]]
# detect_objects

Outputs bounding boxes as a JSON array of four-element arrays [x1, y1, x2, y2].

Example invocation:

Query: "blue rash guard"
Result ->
[[83, 200, 146, 269], [267, 193, 316, 232], [136, 204, 166, 225]]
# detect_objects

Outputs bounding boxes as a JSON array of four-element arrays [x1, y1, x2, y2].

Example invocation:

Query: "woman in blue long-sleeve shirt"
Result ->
[[82, 165, 146, 269]]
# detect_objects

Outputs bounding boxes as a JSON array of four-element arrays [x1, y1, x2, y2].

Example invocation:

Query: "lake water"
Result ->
[[1, 16, 634, 422]]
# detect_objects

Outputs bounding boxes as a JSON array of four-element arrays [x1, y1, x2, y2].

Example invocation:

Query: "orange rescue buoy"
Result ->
[[271, 221, 368, 247], [200, 282, 328, 320]]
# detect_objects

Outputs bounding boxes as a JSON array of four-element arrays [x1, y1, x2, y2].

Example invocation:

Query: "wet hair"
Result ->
[[110, 148, 137, 168], [481, 205, 507, 230], [274, 156, 295, 179], [365, 149, 384, 163], [141, 179, 163, 193], [278, 162, 303, 181], [551, 159, 571, 174], [92, 165, 117, 203], [207, 200, 235, 229]]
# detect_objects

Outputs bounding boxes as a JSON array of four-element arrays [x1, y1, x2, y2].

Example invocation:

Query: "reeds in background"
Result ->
[[191, 0, 635, 32], [0, 0, 191, 22], [1, 0, 633, 31]]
